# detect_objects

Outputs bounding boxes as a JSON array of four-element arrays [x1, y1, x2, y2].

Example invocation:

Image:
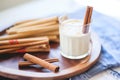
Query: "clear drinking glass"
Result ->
[[59, 19, 91, 59]]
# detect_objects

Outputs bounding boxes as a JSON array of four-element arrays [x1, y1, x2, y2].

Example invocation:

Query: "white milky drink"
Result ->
[[59, 19, 90, 59]]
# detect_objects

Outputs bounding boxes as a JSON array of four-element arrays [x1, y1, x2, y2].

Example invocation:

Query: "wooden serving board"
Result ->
[[0, 32, 101, 80]]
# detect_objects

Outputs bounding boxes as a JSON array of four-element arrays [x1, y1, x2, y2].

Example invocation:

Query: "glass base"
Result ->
[[60, 42, 91, 59], [60, 51, 89, 59]]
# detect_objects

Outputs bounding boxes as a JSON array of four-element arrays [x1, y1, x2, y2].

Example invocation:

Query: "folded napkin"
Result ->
[[68, 8, 120, 80]]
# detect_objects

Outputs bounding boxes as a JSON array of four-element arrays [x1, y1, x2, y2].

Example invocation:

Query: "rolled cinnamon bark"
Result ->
[[34, 31, 59, 36], [19, 58, 59, 67], [7, 21, 58, 34], [0, 48, 19, 54], [23, 53, 59, 72], [37, 36, 59, 42], [14, 19, 37, 25], [0, 33, 34, 41], [20, 44, 50, 53], [0, 43, 49, 54], [16, 24, 59, 34], [11, 16, 58, 29], [26, 44, 48, 49], [83, 6, 90, 25], [0, 37, 48, 45], [82, 6, 93, 33], [87, 7, 93, 23], [0, 40, 49, 49], [0, 25, 59, 41], [50, 38, 60, 43], [46, 36, 59, 42], [15, 48, 50, 53]]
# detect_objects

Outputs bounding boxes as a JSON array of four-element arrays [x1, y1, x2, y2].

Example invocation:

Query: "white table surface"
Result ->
[[0, 0, 120, 80]]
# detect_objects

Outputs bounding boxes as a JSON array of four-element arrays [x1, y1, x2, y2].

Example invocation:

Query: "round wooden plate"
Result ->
[[0, 32, 101, 80]]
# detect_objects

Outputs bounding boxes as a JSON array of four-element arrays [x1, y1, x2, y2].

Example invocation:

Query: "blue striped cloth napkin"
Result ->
[[68, 8, 120, 80]]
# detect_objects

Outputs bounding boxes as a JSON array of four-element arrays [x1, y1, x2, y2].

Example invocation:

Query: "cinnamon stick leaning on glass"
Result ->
[[82, 6, 93, 33]]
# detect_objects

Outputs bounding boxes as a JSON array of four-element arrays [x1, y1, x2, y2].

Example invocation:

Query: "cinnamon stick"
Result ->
[[0, 29, 52, 40], [87, 7, 93, 23], [50, 38, 60, 43], [19, 58, 59, 67], [31, 35, 59, 42], [83, 6, 90, 25], [82, 6, 93, 33], [14, 47, 50, 53], [19, 44, 50, 53], [0, 33, 34, 41], [33, 35, 57, 40], [11, 16, 58, 29], [35, 31, 59, 36], [16, 24, 59, 34], [15, 19, 37, 25], [0, 44, 49, 54], [0, 24, 59, 41], [0, 48, 50, 54], [0, 48, 19, 54], [0, 40, 49, 49], [7, 21, 58, 34], [0, 37, 48, 45], [26, 44, 48, 49], [23, 53, 59, 72], [46, 36, 59, 42]]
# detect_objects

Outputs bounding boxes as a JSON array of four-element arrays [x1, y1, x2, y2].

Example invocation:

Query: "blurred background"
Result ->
[[1, 0, 120, 30], [1, 0, 120, 18]]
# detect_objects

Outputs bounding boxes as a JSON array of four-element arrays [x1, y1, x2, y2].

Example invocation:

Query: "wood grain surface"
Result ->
[[0, 32, 101, 80]]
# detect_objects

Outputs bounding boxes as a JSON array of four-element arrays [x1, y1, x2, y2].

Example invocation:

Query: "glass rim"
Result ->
[[60, 19, 91, 26]]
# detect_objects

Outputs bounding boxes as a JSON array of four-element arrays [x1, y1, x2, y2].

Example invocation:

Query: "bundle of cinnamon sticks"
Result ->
[[0, 16, 61, 54], [0, 37, 50, 54], [0, 16, 59, 42]]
